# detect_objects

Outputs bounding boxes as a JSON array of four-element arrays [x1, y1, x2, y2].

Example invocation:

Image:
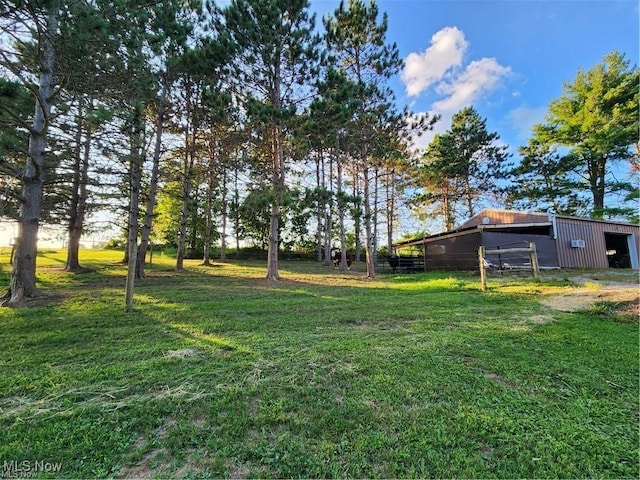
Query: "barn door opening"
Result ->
[[604, 232, 635, 268]]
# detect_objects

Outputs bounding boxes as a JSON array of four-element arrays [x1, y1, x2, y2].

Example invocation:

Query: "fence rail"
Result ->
[[479, 242, 540, 291]]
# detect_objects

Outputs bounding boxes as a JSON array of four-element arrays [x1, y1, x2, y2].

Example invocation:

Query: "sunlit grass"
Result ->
[[0, 249, 637, 478]]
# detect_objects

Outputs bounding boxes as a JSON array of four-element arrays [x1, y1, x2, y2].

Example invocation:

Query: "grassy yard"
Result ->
[[0, 249, 638, 478]]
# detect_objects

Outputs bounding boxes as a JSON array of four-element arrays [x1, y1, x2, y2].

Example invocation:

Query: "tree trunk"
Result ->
[[137, 85, 166, 279], [386, 167, 394, 255], [266, 61, 283, 281], [125, 104, 144, 312], [315, 149, 323, 263], [589, 157, 606, 218], [203, 134, 216, 266], [464, 174, 474, 219], [266, 121, 283, 281], [66, 96, 91, 272], [337, 147, 348, 271], [442, 181, 455, 231], [220, 170, 227, 261], [189, 188, 199, 255], [353, 172, 362, 262], [325, 149, 334, 266], [363, 164, 376, 278], [233, 163, 241, 257], [3, 7, 58, 306], [219, 158, 229, 261], [176, 80, 195, 271], [372, 165, 379, 266], [203, 201, 213, 265]]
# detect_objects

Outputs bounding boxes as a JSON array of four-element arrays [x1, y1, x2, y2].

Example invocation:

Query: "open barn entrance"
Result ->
[[604, 232, 635, 268]]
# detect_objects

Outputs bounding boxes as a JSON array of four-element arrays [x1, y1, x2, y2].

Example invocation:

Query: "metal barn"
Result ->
[[392, 209, 639, 271]]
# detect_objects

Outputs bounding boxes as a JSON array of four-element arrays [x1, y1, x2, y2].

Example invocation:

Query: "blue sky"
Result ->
[[311, 0, 639, 152]]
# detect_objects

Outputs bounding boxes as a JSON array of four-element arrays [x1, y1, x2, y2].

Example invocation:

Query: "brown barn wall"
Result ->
[[555, 217, 640, 268], [424, 232, 482, 270], [481, 232, 560, 268]]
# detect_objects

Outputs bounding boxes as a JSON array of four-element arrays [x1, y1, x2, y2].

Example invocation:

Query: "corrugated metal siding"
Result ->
[[555, 217, 640, 268], [424, 232, 481, 270], [459, 209, 550, 229], [482, 232, 560, 268]]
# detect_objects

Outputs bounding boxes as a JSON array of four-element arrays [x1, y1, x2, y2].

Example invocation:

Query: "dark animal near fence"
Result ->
[[386, 256, 424, 273]]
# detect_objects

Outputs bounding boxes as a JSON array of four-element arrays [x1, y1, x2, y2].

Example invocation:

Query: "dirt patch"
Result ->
[[118, 448, 169, 479], [540, 285, 638, 312], [529, 315, 555, 325], [0, 292, 64, 308], [163, 348, 200, 359], [617, 300, 640, 318], [539, 271, 638, 313], [482, 370, 512, 387], [227, 463, 251, 480]]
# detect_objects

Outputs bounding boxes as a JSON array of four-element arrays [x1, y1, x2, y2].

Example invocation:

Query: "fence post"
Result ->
[[529, 242, 540, 279], [423, 244, 427, 272], [479, 245, 487, 291]]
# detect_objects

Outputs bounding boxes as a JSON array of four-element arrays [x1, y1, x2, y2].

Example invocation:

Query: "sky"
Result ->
[[311, 0, 639, 151]]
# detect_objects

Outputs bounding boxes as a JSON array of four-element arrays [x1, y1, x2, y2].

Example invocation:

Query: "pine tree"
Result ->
[[505, 138, 586, 216], [308, 67, 359, 268], [0, 0, 60, 305], [102, 0, 195, 310], [217, 0, 320, 280], [447, 106, 509, 219], [324, 0, 404, 278], [532, 51, 639, 218], [417, 106, 508, 229]]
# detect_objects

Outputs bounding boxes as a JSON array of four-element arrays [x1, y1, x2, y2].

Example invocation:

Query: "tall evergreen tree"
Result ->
[[55, 1, 114, 272], [416, 106, 508, 229], [324, 0, 404, 278], [102, 0, 195, 310], [308, 67, 359, 268], [0, 0, 60, 305], [505, 138, 586, 215], [446, 106, 509, 219], [416, 133, 458, 231], [532, 51, 639, 218], [218, 0, 320, 280]]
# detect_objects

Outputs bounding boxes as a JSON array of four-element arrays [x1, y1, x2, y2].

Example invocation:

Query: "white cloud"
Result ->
[[402, 27, 512, 112], [401, 26, 468, 97], [507, 106, 548, 139], [402, 28, 514, 152], [433, 58, 512, 112]]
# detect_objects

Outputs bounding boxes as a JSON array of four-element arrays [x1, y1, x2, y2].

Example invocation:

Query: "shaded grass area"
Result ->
[[0, 250, 638, 478]]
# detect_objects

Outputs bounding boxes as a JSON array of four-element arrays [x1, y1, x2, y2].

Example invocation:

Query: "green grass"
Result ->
[[0, 250, 638, 478]]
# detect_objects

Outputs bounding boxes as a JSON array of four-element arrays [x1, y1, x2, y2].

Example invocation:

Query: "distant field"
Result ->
[[0, 249, 638, 478]]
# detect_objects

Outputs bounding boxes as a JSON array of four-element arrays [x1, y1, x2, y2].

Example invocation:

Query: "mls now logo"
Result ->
[[2, 460, 63, 478]]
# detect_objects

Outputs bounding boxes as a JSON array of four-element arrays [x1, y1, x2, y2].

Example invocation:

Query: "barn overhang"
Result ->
[[392, 222, 553, 250]]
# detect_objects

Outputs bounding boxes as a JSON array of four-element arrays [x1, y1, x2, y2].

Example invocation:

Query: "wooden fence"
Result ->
[[478, 242, 540, 291]]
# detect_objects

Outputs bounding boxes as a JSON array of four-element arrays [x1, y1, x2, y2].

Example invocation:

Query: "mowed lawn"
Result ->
[[0, 249, 637, 478]]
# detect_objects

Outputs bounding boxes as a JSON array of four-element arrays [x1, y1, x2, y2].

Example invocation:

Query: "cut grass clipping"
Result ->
[[0, 249, 638, 478]]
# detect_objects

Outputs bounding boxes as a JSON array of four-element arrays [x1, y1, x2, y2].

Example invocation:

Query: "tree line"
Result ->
[[0, 0, 637, 308]]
